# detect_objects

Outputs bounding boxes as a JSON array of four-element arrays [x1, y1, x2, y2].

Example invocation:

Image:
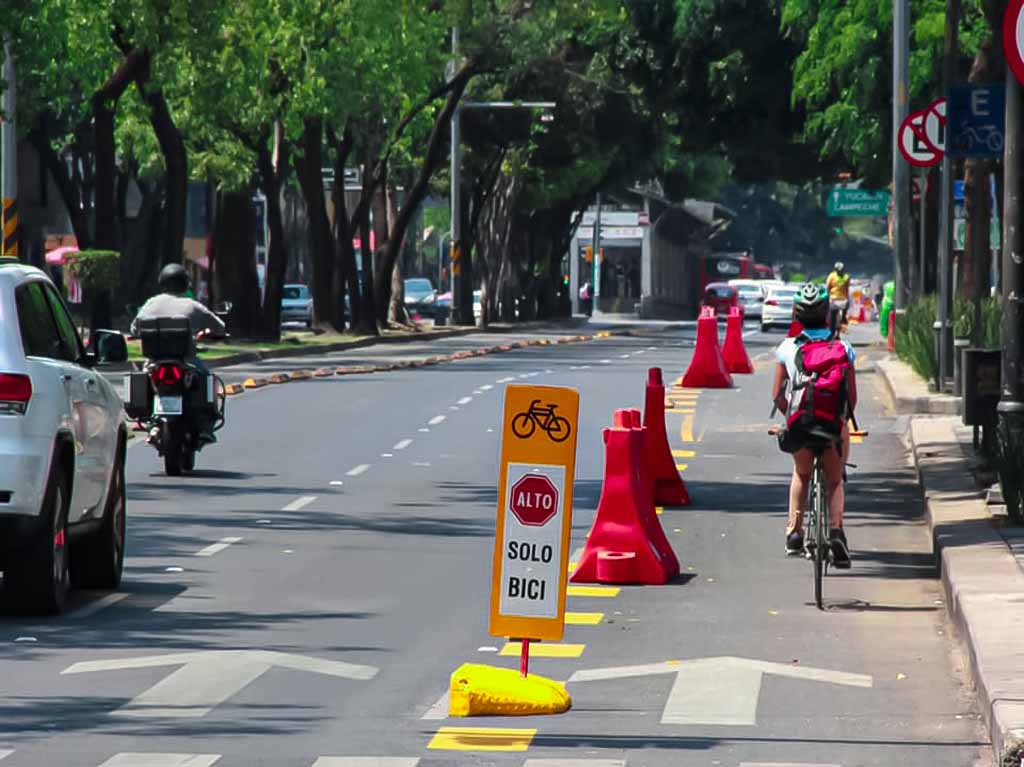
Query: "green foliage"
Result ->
[[66, 250, 121, 292], [896, 294, 938, 382], [954, 296, 1002, 346]]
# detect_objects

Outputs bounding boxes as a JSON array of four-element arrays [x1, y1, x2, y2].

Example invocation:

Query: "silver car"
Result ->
[[281, 284, 313, 327], [728, 279, 765, 320], [761, 285, 801, 332], [0, 258, 128, 611]]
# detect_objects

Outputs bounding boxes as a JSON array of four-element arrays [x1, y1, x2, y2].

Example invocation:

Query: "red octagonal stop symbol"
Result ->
[[509, 474, 559, 527]]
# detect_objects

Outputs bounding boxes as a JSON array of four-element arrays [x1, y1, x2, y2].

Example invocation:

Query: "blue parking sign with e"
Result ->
[[948, 84, 1005, 157]]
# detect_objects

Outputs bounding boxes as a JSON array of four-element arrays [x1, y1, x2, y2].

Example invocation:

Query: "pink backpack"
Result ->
[[786, 339, 851, 436]]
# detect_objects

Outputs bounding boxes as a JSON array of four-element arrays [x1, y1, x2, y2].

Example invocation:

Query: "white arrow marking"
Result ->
[[98, 755, 221, 767], [63, 650, 378, 719], [569, 657, 871, 726]]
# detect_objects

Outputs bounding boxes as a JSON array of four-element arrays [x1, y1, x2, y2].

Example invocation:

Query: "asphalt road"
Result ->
[[0, 325, 991, 766]]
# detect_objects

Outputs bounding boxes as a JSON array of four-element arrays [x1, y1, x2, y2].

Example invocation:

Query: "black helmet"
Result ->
[[158, 263, 190, 294], [794, 282, 829, 326]]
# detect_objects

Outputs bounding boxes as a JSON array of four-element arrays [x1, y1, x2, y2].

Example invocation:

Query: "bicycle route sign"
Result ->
[[947, 83, 1005, 158], [490, 385, 580, 641]]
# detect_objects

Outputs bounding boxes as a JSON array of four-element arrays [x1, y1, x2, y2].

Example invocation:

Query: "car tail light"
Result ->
[[765, 299, 778, 306], [0, 373, 31, 415], [152, 364, 183, 388]]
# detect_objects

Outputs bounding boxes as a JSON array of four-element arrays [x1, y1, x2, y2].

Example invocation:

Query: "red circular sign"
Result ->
[[1006, 0, 1024, 86], [898, 109, 942, 168], [509, 475, 559, 527]]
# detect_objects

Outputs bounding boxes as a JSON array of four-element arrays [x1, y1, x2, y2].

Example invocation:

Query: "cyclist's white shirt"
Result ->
[[775, 329, 856, 384]]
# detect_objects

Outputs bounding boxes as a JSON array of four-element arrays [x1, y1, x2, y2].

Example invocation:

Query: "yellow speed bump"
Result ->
[[289, 369, 313, 381], [447, 663, 570, 718], [268, 373, 290, 384], [313, 367, 334, 378], [243, 377, 268, 389], [224, 383, 245, 396]]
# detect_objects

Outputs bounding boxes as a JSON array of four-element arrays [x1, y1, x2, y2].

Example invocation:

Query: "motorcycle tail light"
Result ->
[[152, 364, 183, 388], [0, 373, 31, 415]]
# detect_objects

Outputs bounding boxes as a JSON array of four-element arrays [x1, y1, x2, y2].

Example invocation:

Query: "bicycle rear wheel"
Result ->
[[812, 466, 826, 610]]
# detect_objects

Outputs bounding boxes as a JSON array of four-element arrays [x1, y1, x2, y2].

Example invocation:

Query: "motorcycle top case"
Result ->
[[138, 315, 193, 360]]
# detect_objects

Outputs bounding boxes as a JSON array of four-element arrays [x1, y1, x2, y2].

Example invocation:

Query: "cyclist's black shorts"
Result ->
[[777, 424, 840, 454]]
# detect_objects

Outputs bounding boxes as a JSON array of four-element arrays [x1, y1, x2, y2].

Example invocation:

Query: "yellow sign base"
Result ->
[[448, 663, 571, 717]]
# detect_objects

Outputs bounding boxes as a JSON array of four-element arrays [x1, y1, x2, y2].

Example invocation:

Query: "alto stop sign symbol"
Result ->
[[510, 474, 559, 526]]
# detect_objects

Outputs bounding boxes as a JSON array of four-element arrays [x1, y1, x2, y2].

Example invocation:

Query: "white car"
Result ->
[[761, 284, 801, 332], [0, 258, 128, 612], [728, 279, 765, 319]]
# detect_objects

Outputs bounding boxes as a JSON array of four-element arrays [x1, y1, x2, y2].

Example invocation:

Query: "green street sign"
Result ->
[[826, 188, 890, 217]]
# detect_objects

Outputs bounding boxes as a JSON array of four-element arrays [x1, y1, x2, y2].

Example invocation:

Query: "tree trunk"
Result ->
[[963, 158, 990, 300], [330, 130, 356, 330], [295, 118, 337, 329], [385, 184, 410, 325], [212, 189, 261, 338], [253, 140, 288, 341]]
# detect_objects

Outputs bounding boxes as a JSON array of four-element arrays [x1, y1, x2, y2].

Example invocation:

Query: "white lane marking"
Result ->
[[411, 461, 431, 467], [525, 761, 625, 767], [329, 481, 344, 486], [648, 346, 657, 350], [428, 415, 446, 426], [380, 453, 393, 458], [164, 567, 184, 573], [195, 537, 243, 558], [418, 428, 430, 433], [478, 646, 499, 652], [98, 755, 221, 767], [421, 690, 450, 720], [0, 752, 12, 762], [619, 353, 630, 358], [13, 637, 36, 643], [282, 496, 317, 512], [457, 396, 473, 405], [600, 359, 611, 364], [518, 373, 530, 379], [740, 764, 840, 767], [346, 464, 371, 477], [480, 384, 494, 391], [449, 406, 460, 411], [393, 439, 413, 451], [497, 376, 516, 383], [255, 519, 272, 525], [635, 350, 646, 355], [314, 759, 420, 767], [580, 364, 591, 369], [72, 592, 129, 619]]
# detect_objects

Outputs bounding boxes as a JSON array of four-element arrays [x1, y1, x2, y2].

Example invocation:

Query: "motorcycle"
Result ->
[[124, 315, 227, 476]]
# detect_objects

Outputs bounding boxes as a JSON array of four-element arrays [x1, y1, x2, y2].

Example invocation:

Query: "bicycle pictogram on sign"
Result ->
[[511, 400, 572, 442]]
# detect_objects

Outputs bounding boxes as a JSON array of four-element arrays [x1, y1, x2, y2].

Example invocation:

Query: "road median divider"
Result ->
[[289, 370, 314, 381], [243, 377, 268, 389], [644, 367, 690, 506], [313, 367, 334, 377], [722, 306, 754, 374], [268, 373, 290, 384], [680, 307, 733, 388]]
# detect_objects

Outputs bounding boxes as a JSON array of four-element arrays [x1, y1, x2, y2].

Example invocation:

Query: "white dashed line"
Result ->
[[346, 464, 371, 477], [329, 480, 344, 486], [412, 461, 432, 467], [518, 373, 530, 379], [164, 566, 184, 573], [580, 364, 591, 370], [195, 536, 243, 558], [418, 427, 430, 433], [480, 384, 494, 391], [619, 353, 630, 358], [497, 376, 516, 383], [381, 453, 393, 458], [72, 593, 129, 619], [457, 396, 473, 405], [428, 415, 446, 426], [422, 691, 451, 720], [600, 359, 612, 364], [393, 439, 413, 450], [449, 406, 460, 411], [635, 350, 646, 355], [282, 496, 317, 512]]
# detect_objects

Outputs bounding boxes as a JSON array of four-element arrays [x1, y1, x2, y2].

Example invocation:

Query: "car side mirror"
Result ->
[[93, 329, 129, 364]]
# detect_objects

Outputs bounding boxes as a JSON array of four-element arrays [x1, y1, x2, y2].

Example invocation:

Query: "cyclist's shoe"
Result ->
[[829, 528, 852, 569], [785, 530, 804, 556]]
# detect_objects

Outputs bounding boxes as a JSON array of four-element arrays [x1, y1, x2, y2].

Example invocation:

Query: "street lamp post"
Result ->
[[1, 37, 18, 259]]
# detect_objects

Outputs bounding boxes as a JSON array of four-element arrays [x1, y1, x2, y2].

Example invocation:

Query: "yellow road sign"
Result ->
[[489, 384, 580, 642]]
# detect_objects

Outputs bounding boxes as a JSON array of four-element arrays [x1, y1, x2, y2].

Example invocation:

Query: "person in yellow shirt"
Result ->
[[826, 261, 851, 333]]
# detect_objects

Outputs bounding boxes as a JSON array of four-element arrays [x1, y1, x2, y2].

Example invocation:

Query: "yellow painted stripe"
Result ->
[[567, 561, 577, 573], [672, 450, 696, 458], [851, 435, 863, 444], [681, 414, 694, 442], [667, 408, 695, 414], [655, 505, 663, 516], [428, 727, 535, 752], [675, 463, 688, 472], [565, 611, 604, 625], [567, 585, 620, 597], [500, 642, 585, 658]]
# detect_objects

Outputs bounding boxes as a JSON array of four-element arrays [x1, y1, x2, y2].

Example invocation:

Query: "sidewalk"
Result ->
[[880, 353, 1022, 763]]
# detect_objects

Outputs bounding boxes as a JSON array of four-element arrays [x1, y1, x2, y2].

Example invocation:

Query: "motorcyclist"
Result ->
[[131, 264, 225, 442], [826, 261, 851, 333]]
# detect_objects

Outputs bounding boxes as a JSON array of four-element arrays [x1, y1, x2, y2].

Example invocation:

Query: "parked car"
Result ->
[[434, 290, 482, 323], [728, 279, 765, 319], [404, 278, 437, 319], [281, 284, 313, 327], [761, 284, 801, 332], [0, 257, 129, 612], [700, 282, 740, 318]]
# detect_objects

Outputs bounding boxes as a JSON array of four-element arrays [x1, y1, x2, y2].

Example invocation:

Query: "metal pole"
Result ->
[[1, 37, 18, 259], [449, 27, 467, 325], [892, 0, 910, 310], [592, 194, 602, 315], [936, 0, 959, 391], [919, 169, 928, 297], [999, 66, 1024, 506]]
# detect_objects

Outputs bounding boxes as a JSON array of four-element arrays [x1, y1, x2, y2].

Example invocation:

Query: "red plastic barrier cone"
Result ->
[[643, 368, 690, 506], [626, 408, 680, 578], [721, 307, 754, 374], [571, 410, 680, 585], [887, 308, 896, 352], [681, 307, 733, 388]]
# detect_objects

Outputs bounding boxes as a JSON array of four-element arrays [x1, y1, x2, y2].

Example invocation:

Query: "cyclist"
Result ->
[[770, 283, 857, 567], [826, 261, 851, 334]]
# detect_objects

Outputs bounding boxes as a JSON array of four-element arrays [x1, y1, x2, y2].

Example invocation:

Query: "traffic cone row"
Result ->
[[680, 307, 733, 388]]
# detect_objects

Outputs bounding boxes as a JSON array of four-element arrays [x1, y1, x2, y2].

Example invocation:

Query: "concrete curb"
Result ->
[[876, 356, 962, 415], [909, 417, 1024, 764]]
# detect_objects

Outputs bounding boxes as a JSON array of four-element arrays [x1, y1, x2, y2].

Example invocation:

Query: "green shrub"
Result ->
[[788, 272, 807, 283], [65, 250, 120, 292], [895, 294, 937, 382], [953, 295, 1002, 348]]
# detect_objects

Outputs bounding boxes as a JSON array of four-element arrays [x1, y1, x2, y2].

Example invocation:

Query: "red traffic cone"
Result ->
[[681, 307, 733, 388], [722, 307, 754, 374], [643, 368, 690, 506], [571, 409, 679, 585], [626, 408, 680, 578]]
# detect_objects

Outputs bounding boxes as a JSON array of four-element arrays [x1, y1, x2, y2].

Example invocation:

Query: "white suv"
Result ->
[[0, 258, 128, 612]]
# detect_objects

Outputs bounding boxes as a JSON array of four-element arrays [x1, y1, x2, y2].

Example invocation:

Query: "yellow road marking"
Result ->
[[667, 408, 695, 414], [428, 727, 536, 752], [681, 414, 694, 442], [851, 435, 863, 444], [675, 463, 688, 472], [500, 642, 585, 658], [672, 450, 696, 458], [567, 561, 577, 573], [655, 506, 664, 515], [565, 611, 604, 625], [567, 585, 620, 597]]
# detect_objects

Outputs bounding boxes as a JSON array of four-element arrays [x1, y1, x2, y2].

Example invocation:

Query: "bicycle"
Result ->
[[512, 400, 572, 442], [769, 422, 868, 610]]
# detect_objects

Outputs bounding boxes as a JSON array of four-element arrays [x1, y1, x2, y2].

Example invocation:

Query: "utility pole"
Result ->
[[999, 65, 1024, 511], [449, 27, 470, 324], [592, 194, 602, 316], [935, 0, 960, 391], [892, 0, 910, 311], [1, 37, 18, 259]]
